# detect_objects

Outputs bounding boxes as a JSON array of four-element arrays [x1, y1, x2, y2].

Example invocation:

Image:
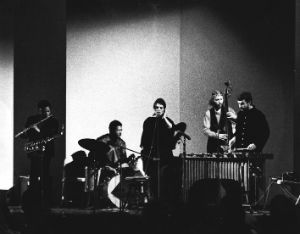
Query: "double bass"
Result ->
[[221, 81, 233, 152]]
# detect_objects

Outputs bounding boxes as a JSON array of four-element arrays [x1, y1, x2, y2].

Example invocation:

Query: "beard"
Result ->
[[213, 103, 223, 110], [154, 112, 164, 118]]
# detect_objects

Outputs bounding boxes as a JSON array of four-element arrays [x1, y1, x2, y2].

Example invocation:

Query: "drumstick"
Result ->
[[119, 146, 141, 155]]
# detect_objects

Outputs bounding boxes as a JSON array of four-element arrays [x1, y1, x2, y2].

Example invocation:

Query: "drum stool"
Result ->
[[123, 176, 150, 209]]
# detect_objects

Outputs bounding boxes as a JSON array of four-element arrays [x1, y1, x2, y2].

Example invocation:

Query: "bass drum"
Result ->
[[99, 174, 129, 208]]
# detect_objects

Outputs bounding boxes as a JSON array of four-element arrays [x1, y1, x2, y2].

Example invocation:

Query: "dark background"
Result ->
[[13, 0, 66, 205]]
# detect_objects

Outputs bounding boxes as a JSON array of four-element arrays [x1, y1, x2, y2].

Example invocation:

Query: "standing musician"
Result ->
[[23, 100, 60, 205], [227, 92, 270, 203], [140, 98, 175, 201], [203, 90, 236, 153], [227, 92, 270, 152]]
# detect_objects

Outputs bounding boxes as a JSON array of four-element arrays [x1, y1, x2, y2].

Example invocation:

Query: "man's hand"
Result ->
[[108, 145, 114, 151], [105, 166, 117, 174], [162, 111, 167, 119], [228, 137, 236, 150], [247, 143, 256, 151], [162, 112, 173, 129], [218, 133, 228, 141], [31, 124, 40, 133], [227, 111, 237, 120]]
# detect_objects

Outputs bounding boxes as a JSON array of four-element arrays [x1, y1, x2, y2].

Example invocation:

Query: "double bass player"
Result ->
[[203, 84, 236, 153]]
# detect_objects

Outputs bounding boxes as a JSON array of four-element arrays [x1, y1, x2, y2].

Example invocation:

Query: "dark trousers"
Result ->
[[28, 152, 52, 205], [144, 159, 181, 205], [145, 160, 165, 201]]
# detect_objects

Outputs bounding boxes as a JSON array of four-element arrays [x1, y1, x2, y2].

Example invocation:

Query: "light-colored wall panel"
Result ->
[[67, 11, 181, 163], [0, 2, 13, 190]]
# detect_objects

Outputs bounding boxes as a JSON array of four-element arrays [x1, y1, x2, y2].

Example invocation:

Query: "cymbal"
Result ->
[[78, 138, 109, 152]]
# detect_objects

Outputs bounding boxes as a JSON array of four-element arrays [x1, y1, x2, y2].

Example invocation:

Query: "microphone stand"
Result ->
[[155, 118, 161, 202], [157, 152, 161, 202], [153, 119, 162, 202], [119, 161, 125, 212], [93, 155, 97, 212], [143, 116, 159, 202]]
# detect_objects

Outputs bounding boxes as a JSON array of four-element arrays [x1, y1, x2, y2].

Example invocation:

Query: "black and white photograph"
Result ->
[[0, 0, 299, 233]]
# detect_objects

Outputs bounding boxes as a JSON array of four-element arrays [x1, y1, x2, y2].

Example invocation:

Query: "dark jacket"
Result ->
[[140, 116, 175, 166], [235, 107, 270, 152]]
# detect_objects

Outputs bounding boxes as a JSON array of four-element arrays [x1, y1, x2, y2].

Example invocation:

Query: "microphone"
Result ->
[[177, 131, 191, 140], [153, 113, 163, 118]]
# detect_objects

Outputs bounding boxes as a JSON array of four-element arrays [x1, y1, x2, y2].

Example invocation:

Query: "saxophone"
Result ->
[[24, 125, 64, 153]]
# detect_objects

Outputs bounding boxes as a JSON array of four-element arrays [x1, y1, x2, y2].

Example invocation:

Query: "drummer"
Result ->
[[96, 120, 128, 175]]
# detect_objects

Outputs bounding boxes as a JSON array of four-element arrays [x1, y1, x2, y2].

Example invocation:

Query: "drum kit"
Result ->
[[63, 138, 149, 210]]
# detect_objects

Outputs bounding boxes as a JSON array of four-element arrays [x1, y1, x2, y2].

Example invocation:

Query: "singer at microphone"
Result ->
[[140, 98, 176, 201], [152, 106, 172, 129]]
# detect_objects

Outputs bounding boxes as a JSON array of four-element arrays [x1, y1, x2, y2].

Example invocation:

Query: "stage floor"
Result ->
[[8, 205, 270, 215], [9, 205, 142, 215], [7, 205, 270, 234]]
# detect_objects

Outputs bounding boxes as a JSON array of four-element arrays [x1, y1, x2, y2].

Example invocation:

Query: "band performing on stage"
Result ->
[[15, 84, 271, 211]]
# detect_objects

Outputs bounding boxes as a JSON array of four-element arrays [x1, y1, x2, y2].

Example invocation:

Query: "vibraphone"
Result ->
[[180, 152, 273, 202]]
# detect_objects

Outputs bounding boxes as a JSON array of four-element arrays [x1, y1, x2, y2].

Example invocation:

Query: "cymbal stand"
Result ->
[[182, 135, 187, 158], [119, 162, 125, 212], [181, 136, 187, 201], [92, 155, 98, 211], [86, 152, 98, 211]]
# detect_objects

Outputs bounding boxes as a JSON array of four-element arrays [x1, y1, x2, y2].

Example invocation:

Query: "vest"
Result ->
[[207, 107, 232, 153]]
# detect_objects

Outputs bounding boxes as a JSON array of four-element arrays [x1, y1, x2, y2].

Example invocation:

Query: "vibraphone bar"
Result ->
[[181, 152, 273, 202]]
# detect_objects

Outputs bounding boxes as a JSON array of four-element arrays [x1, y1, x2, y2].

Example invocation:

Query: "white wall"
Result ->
[[0, 45, 13, 190], [66, 11, 181, 163]]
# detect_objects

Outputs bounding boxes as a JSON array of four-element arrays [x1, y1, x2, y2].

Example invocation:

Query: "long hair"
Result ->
[[209, 90, 223, 106]]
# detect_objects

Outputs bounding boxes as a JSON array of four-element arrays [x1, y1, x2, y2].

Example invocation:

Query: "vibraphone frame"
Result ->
[[180, 153, 273, 203]]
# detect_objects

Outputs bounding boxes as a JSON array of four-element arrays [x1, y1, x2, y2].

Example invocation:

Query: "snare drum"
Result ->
[[131, 157, 146, 176], [100, 173, 149, 208]]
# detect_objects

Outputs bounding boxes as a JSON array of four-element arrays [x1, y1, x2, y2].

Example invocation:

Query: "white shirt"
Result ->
[[203, 107, 236, 138]]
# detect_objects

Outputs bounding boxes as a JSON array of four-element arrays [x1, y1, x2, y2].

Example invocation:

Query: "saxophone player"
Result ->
[[23, 100, 60, 206]]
